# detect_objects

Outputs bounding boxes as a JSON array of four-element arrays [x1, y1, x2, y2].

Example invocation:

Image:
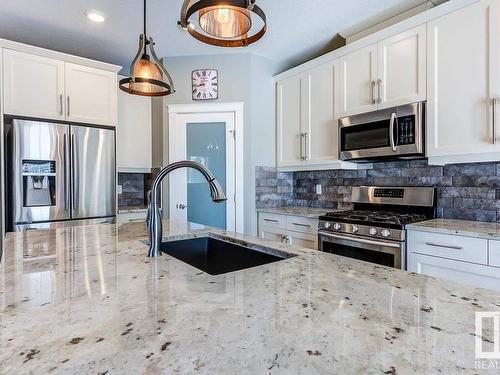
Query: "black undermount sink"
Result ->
[[160, 237, 294, 275]]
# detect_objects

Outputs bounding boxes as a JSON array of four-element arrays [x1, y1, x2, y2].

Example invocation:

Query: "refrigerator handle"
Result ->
[[63, 133, 69, 210], [71, 133, 77, 211]]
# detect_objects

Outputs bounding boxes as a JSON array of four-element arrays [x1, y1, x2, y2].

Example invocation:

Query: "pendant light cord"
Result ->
[[143, 0, 147, 38]]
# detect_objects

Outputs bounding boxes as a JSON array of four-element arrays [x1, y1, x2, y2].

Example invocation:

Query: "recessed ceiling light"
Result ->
[[86, 10, 106, 23]]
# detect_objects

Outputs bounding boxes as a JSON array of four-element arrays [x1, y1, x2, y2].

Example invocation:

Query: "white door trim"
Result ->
[[167, 102, 244, 233]]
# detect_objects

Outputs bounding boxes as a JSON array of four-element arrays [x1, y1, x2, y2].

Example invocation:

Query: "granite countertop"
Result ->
[[1, 221, 500, 374], [408, 219, 500, 241], [256, 206, 333, 218]]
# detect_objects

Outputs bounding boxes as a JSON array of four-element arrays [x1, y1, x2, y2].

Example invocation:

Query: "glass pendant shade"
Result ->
[[180, 0, 267, 47], [119, 0, 174, 97], [199, 5, 252, 38], [129, 56, 164, 94]]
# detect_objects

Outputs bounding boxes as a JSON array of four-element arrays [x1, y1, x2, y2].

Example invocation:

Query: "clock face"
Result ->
[[192, 69, 218, 100]]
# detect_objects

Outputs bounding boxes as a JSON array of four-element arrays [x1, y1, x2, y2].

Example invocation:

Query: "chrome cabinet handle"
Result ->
[[493, 98, 497, 145], [300, 133, 305, 160], [304, 133, 309, 160], [425, 242, 463, 250], [67, 96, 70, 117], [371, 81, 376, 104], [59, 94, 63, 116], [292, 222, 311, 228], [264, 218, 279, 223], [389, 112, 397, 152], [377, 79, 383, 104]]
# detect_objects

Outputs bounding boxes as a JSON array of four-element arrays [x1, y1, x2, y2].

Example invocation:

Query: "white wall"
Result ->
[[162, 53, 277, 235]]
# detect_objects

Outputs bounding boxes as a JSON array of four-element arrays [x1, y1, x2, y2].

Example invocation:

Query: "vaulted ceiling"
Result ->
[[0, 0, 432, 72]]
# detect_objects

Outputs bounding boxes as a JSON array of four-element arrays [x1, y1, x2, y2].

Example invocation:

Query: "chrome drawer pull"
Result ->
[[292, 223, 311, 228], [425, 242, 463, 250], [264, 218, 279, 223]]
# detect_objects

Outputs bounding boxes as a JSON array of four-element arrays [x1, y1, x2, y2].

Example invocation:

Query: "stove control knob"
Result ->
[[369, 227, 378, 236], [333, 223, 342, 231], [381, 229, 392, 238], [324, 222, 332, 229], [352, 225, 359, 234]]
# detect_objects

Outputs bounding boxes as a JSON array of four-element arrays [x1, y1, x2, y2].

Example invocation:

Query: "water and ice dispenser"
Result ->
[[21, 160, 56, 207]]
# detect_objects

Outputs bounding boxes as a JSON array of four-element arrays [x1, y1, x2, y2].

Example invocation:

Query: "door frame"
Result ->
[[167, 102, 244, 233]]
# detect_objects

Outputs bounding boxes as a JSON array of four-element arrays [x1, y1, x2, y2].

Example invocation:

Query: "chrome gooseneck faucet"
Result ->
[[146, 160, 227, 257]]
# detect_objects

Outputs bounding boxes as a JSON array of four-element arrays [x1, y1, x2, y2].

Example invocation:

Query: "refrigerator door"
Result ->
[[12, 120, 71, 224], [70, 125, 116, 219]]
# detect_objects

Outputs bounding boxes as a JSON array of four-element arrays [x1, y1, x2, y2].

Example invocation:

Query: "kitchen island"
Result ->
[[1, 220, 499, 374]]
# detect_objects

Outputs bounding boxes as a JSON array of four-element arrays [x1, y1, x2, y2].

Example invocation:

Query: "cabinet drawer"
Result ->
[[408, 230, 487, 265], [489, 240, 500, 268], [286, 216, 318, 234], [287, 230, 318, 250], [409, 253, 500, 291], [258, 213, 286, 229]]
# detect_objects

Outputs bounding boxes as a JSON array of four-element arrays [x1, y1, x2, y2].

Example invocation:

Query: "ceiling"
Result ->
[[0, 0, 433, 73]]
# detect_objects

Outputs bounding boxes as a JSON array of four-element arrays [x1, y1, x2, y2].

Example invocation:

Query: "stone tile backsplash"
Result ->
[[256, 160, 500, 222]]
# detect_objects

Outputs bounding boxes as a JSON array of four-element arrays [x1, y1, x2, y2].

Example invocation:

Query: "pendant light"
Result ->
[[178, 0, 266, 47], [119, 0, 174, 96]]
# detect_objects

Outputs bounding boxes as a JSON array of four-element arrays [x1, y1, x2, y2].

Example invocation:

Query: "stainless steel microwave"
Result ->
[[339, 102, 425, 162]]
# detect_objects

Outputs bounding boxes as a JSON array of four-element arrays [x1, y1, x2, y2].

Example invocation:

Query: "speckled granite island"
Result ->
[[1, 220, 500, 374]]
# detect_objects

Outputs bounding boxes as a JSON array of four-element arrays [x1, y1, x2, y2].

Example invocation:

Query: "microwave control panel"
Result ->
[[397, 115, 416, 145]]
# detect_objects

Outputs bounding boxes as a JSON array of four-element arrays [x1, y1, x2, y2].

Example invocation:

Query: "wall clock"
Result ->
[[192, 69, 218, 100]]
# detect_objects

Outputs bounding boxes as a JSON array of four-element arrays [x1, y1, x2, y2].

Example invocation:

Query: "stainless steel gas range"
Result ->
[[318, 186, 436, 269]]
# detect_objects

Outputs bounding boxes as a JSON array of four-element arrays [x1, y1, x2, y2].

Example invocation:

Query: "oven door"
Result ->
[[319, 231, 405, 269], [339, 102, 424, 161]]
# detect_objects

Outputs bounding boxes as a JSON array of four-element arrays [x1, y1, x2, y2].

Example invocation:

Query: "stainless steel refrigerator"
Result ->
[[6, 119, 116, 231]]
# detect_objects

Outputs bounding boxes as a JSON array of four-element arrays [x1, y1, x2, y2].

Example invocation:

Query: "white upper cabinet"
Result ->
[[277, 60, 352, 170], [303, 60, 339, 163], [277, 74, 302, 166], [117, 78, 152, 170], [377, 24, 426, 109], [65, 63, 117, 126], [2, 49, 117, 126], [427, 0, 500, 161], [3, 49, 65, 120], [338, 44, 378, 117], [338, 25, 426, 117]]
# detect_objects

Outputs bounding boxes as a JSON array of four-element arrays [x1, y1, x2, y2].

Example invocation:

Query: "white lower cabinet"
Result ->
[[259, 226, 286, 243], [409, 253, 500, 291], [258, 212, 318, 250], [408, 229, 500, 291]]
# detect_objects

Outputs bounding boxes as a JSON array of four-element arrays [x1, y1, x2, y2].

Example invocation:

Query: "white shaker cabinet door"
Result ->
[[259, 226, 285, 243], [377, 24, 426, 109], [287, 231, 318, 250], [65, 63, 117, 126], [302, 60, 339, 163], [3, 49, 65, 120], [427, 0, 500, 158], [116, 79, 152, 170], [338, 44, 378, 117], [277, 74, 302, 166]]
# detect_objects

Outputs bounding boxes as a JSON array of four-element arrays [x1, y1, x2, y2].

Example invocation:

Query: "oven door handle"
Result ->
[[319, 231, 401, 248], [390, 112, 397, 152]]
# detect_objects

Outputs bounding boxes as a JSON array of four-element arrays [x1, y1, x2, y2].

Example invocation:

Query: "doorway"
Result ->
[[167, 103, 244, 233]]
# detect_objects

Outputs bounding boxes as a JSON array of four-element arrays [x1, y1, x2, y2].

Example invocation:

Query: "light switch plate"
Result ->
[[117, 185, 123, 195], [316, 184, 322, 195]]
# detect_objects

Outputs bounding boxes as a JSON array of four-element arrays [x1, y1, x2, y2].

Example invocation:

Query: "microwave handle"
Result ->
[[390, 112, 397, 152]]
